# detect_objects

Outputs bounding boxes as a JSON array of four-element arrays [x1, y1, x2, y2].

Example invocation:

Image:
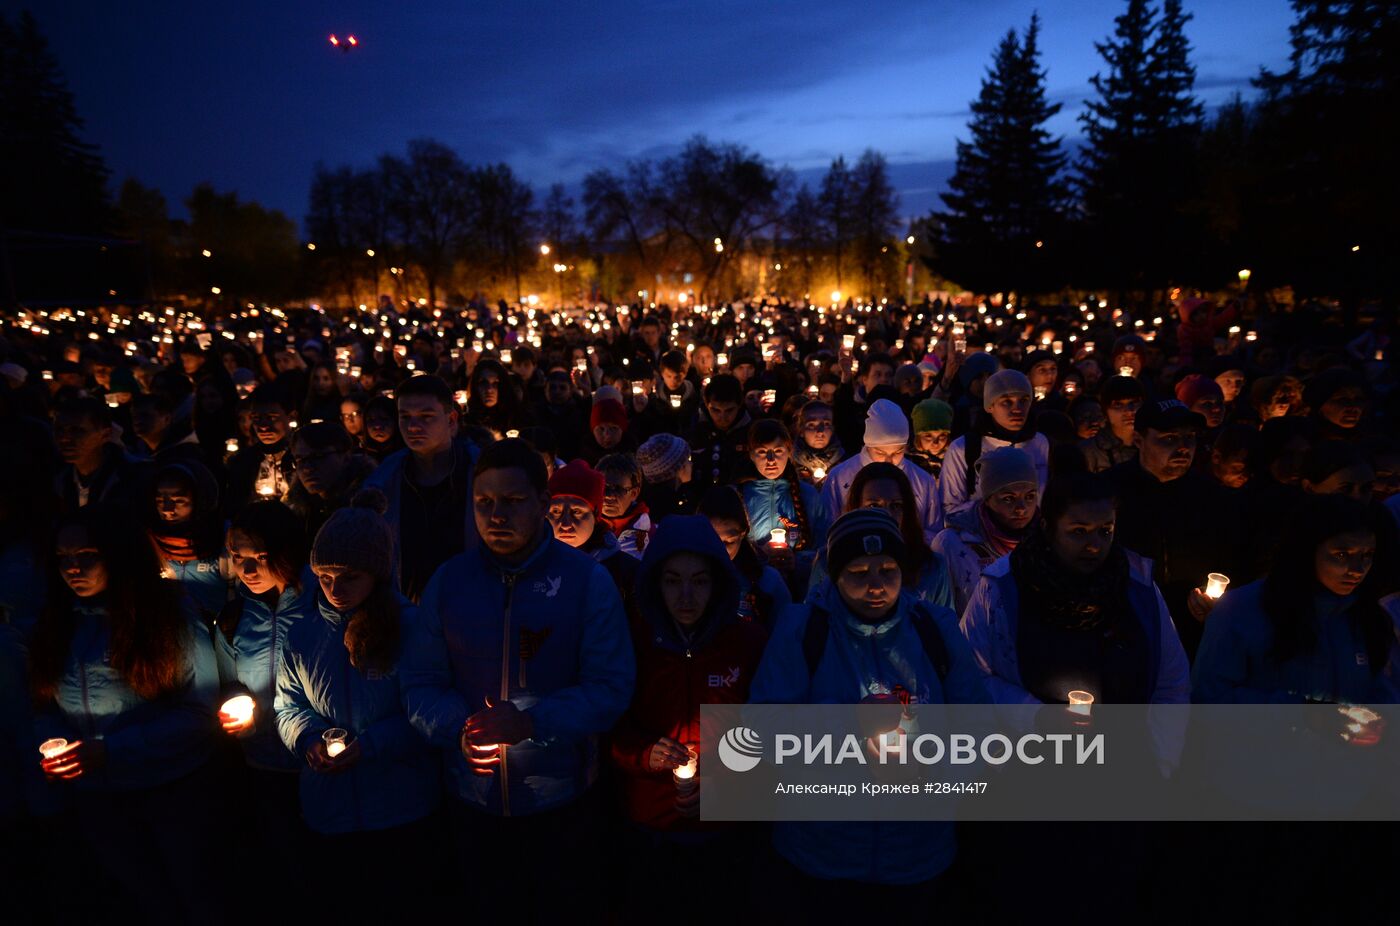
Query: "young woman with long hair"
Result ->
[[30, 504, 225, 920], [697, 485, 791, 631], [740, 419, 830, 587], [148, 460, 232, 622]]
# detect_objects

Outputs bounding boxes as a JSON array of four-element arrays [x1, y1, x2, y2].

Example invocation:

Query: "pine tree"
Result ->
[[818, 157, 854, 289], [1077, 0, 1203, 291], [935, 14, 1067, 293], [851, 149, 899, 296], [0, 11, 110, 234]]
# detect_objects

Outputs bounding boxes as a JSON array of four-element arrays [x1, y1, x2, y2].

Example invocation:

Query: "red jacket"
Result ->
[[610, 609, 768, 831]]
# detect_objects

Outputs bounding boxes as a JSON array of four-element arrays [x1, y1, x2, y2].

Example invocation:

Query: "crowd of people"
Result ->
[[0, 291, 1397, 921]]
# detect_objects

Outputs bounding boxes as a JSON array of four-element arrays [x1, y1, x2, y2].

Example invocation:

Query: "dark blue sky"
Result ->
[[13, 0, 1294, 227]]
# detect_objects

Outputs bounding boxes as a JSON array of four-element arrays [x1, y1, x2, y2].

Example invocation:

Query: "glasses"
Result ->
[[603, 482, 639, 496]]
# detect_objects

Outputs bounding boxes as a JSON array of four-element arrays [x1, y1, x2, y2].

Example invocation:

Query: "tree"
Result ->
[[114, 178, 173, 294], [539, 183, 578, 254], [818, 157, 855, 289], [582, 162, 667, 297], [305, 164, 391, 305], [850, 150, 900, 295], [380, 139, 473, 308], [649, 136, 784, 299], [935, 13, 1068, 293], [465, 163, 537, 300], [780, 184, 825, 296], [185, 183, 299, 302], [1077, 0, 1204, 292], [0, 11, 110, 234]]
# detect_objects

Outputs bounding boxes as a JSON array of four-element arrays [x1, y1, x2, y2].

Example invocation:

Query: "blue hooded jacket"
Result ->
[[741, 477, 830, 554], [215, 579, 316, 770], [34, 599, 220, 791], [750, 584, 989, 885], [164, 557, 232, 620], [275, 592, 440, 834], [363, 441, 481, 591], [400, 530, 635, 816], [1193, 581, 1400, 704]]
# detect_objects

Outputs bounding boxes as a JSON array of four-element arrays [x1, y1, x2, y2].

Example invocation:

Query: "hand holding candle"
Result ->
[[39, 738, 104, 780], [1067, 690, 1094, 727], [1204, 573, 1230, 599], [219, 695, 256, 734]]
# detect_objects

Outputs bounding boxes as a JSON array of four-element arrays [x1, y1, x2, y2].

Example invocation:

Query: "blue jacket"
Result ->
[[1, 623, 34, 819], [400, 531, 636, 816], [363, 441, 481, 591], [736, 564, 792, 627], [35, 599, 220, 791], [1193, 582, 1400, 704], [750, 585, 989, 885], [165, 557, 232, 621], [275, 592, 440, 834], [741, 477, 830, 554], [215, 580, 316, 770], [0, 540, 44, 639]]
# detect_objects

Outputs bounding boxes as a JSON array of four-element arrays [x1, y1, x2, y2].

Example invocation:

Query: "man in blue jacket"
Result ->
[[400, 438, 635, 917]]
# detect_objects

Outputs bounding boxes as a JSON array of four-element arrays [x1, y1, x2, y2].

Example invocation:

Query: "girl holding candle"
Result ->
[[274, 490, 441, 911], [465, 358, 530, 439], [790, 400, 843, 485], [216, 500, 315, 877], [1193, 493, 1399, 705], [148, 460, 232, 623], [750, 508, 986, 908], [610, 516, 768, 915], [805, 462, 954, 611], [29, 504, 226, 920], [740, 419, 829, 582], [699, 486, 792, 630]]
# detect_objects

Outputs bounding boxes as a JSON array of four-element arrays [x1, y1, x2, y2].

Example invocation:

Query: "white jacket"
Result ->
[[820, 448, 943, 544], [939, 431, 1049, 523]]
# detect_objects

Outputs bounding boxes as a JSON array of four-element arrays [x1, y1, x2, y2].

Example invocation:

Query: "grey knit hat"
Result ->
[[311, 488, 394, 583], [982, 369, 1033, 411], [637, 433, 692, 482], [974, 447, 1039, 499]]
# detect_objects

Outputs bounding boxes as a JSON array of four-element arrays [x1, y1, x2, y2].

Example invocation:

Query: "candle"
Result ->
[[1034, 385, 1049, 400], [807, 384, 818, 396], [257, 482, 276, 497], [1063, 381, 1078, 396], [769, 528, 787, 548], [454, 390, 469, 405], [1052, 340, 1063, 354], [669, 395, 682, 409], [842, 334, 855, 351], [220, 695, 255, 726], [575, 358, 587, 372], [505, 429, 520, 439], [323, 728, 348, 758], [812, 466, 826, 482], [501, 349, 512, 364], [1204, 573, 1230, 599], [39, 738, 68, 760], [1338, 705, 1384, 746], [225, 439, 239, 454], [106, 396, 120, 408], [631, 382, 643, 396], [1375, 350, 1385, 362], [1245, 331, 1258, 342], [716, 353, 729, 367], [673, 747, 699, 798], [763, 389, 776, 405], [1067, 690, 1094, 717], [1084, 341, 1095, 353]]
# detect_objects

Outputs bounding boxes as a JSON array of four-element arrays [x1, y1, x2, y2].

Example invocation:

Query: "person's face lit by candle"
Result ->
[[1048, 498, 1116, 576], [475, 370, 501, 409], [56, 525, 108, 598], [154, 474, 196, 526], [547, 496, 595, 549], [989, 391, 1032, 432], [1313, 530, 1375, 597], [692, 346, 716, 376], [707, 517, 746, 562], [1214, 370, 1246, 404], [865, 443, 905, 466], [339, 400, 364, 437], [661, 366, 686, 392], [314, 565, 375, 613], [749, 441, 789, 481], [1134, 427, 1198, 483], [1210, 449, 1250, 490], [473, 466, 548, 562], [660, 552, 713, 627], [228, 529, 284, 596], [800, 407, 834, 450], [397, 394, 456, 457], [601, 472, 640, 519], [1028, 360, 1058, 393], [914, 429, 951, 457], [1114, 352, 1142, 377], [984, 482, 1039, 533], [836, 553, 902, 623]]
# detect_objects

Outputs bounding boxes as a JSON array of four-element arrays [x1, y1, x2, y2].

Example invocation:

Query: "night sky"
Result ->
[[12, 0, 1293, 228]]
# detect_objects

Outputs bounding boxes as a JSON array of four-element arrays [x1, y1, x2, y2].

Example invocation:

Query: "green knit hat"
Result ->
[[911, 398, 953, 434]]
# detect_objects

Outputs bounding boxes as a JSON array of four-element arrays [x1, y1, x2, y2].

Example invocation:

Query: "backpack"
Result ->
[[801, 602, 950, 682]]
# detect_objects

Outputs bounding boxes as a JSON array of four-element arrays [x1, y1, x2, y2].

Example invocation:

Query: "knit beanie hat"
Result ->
[[826, 508, 907, 578], [911, 398, 954, 434], [974, 447, 1038, 500], [983, 369, 1032, 411], [594, 384, 624, 405], [590, 398, 629, 431], [311, 488, 394, 583], [548, 460, 605, 512], [957, 351, 1000, 389], [637, 433, 692, 483], [1174, 373, 1224, 408], [863, 398, 909, 447]]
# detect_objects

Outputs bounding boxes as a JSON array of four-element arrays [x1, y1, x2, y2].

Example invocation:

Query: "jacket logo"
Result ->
[[365, 667, 396, 681], [533, 576, 563, 597], [708, 666, 741, 688], [520, 627, 552, 661]]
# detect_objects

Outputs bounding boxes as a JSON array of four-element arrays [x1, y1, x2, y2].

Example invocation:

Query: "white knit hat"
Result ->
[[863, 398, 909, 447]]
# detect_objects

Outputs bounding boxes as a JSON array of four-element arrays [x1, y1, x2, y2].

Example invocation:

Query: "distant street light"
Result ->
[[906, 235, 915, 245], [540, 243, 551, 256], [366, 249, 375, 257], [306, 242, 316, 251], [201, 249, 212, 258]]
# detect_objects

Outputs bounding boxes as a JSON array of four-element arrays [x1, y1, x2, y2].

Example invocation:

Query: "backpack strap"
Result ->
[[802, 605, 830, 678], [964, 432, 985, 498]]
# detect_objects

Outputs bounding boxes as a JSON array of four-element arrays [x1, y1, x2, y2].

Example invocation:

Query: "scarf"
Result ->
[[599, 500, 650, 537], [1010, 530, 1130, 633], [978, 414, 1037, 445], [153, 532, 198, 562], [975, 501, 1027, 560]]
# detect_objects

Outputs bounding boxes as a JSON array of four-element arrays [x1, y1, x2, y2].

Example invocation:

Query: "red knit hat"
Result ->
[[590, 398, 628, 431], [548, 460, 605, 512], [1174, 373, 1224, 408]]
